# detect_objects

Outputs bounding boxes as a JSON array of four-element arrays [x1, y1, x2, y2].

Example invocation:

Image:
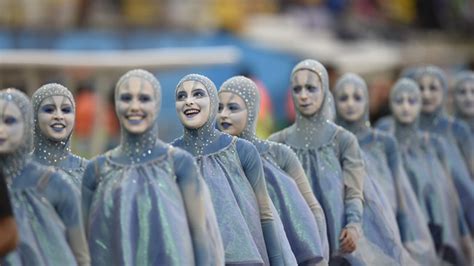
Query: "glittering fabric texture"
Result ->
[[174, 74, 287, 265], [0, 89, 86, 266], [82, 69, 224, 266], [269, 60, 412, 265], [388, 72, 474, 236], [335, 74, 438, 264], [31, 83, 88, 193], [379, 79, 471, 265], [219, 76, 328, 264]]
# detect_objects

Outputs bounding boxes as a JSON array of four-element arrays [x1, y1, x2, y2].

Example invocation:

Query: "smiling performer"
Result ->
[[334, 73, 438, 265], [31, 83, 88, 193], [82, 69, 224, 265], [217, 76, 329, 265], [380, 78, 472, 265], [172, 74, 285, 265], [453, 71, 474, 133], [0, 88, 89, 266]]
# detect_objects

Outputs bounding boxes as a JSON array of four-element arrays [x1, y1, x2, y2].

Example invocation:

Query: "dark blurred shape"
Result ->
[[0, 172, 19, 257], [416, 0, 443, 29]]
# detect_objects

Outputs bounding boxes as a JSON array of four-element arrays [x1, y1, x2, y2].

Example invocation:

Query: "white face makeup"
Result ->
[[217, 92, 248, 136], [176, 80, 211, 129], [418, 74, 443, 113], [391, 92, 421, 124], [336, 82, 366, 122], [37, 95, 75, 141], [454, 79, 474, 117], [291, 69, 324, 117], [0, 99, 25, 154], [116, 76, 157, 134]]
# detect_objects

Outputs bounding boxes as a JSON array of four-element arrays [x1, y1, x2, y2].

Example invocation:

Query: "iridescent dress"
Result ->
[[82, 70, 224, 266], [378, 78, 472, 265], [172, 74, 287, 265], [269, 60, 412, 266], [334, 73, 438, 265], [31, 83, 88, 195], [377, 67, 474, 235], [218, 76, 329, 265], [0, 89, 89, 266]]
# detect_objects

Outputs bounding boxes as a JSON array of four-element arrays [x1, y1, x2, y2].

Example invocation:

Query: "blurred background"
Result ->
[[0, 0, 473, 158]]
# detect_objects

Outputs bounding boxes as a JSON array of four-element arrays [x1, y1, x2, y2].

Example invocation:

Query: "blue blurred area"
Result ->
[[0, 29, 298, 141]]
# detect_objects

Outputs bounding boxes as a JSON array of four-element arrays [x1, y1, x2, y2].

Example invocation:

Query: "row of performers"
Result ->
[[1, 60, 473, 265]]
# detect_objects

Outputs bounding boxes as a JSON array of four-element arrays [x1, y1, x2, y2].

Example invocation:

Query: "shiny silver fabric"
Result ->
[[219, 75, 329, 264], [82, 69, 224, 265], [386, 78, 471, 265], [270, 59, 414, 265], [335, 73, 438, 265], [1, 88, 87, 266], [31, 83, 88, 193]]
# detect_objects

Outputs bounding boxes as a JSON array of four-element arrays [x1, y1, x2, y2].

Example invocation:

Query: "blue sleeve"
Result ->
[[339, 131, 364, 226], [453, 120, 474, 177], [173, 148, 224, 266], [46, 172, 82, 228], [46, 171, 91, 265], [81, 157, 103, 228], [236, 139, 283, 265], [383, 134, 435, 245]]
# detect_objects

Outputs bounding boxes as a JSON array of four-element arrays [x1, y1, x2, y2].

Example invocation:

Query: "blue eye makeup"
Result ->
[[139, 94, 152, 103], [293, 86, 302, 94], [176, 91, 187, 101], [61, 106, 72, 114], [338, 94, 348, 102], [4, 115, 17, 125], [192, 89, 206, 98], [228, 103, 242, 112], [408, 97, 418, 105], [120, 94, 132, 102], [306, 85, 318, 93], [41, 105, 55, 114]]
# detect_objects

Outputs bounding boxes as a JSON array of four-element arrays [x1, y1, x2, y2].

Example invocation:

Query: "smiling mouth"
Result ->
[[184, 109, 200, 118], [126, 114, 146, 125], [50, 123, 66, 132], [220, 122, 232, 129]]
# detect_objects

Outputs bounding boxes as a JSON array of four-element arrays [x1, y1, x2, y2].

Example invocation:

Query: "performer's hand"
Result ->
[[339, 227, 358, 253]]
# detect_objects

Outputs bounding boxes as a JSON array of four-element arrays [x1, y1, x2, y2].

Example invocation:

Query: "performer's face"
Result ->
[[116, 77, 156, 134], [217, 92, 248, 136], [291, 69, 324, 117], [37, 95, 75, 141], [454, 79, 474, 117], [335, 82, 366, 122], [418, 74, 443, 113], [391, 91, 421, 124], [0, 99, 24, 154], [176, 81, 211, 129]]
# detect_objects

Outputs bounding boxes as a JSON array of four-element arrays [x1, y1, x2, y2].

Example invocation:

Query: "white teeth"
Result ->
[[127, 115, 144, 120], [51, 124, 65, 128], [184, 109, 199, 115]]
